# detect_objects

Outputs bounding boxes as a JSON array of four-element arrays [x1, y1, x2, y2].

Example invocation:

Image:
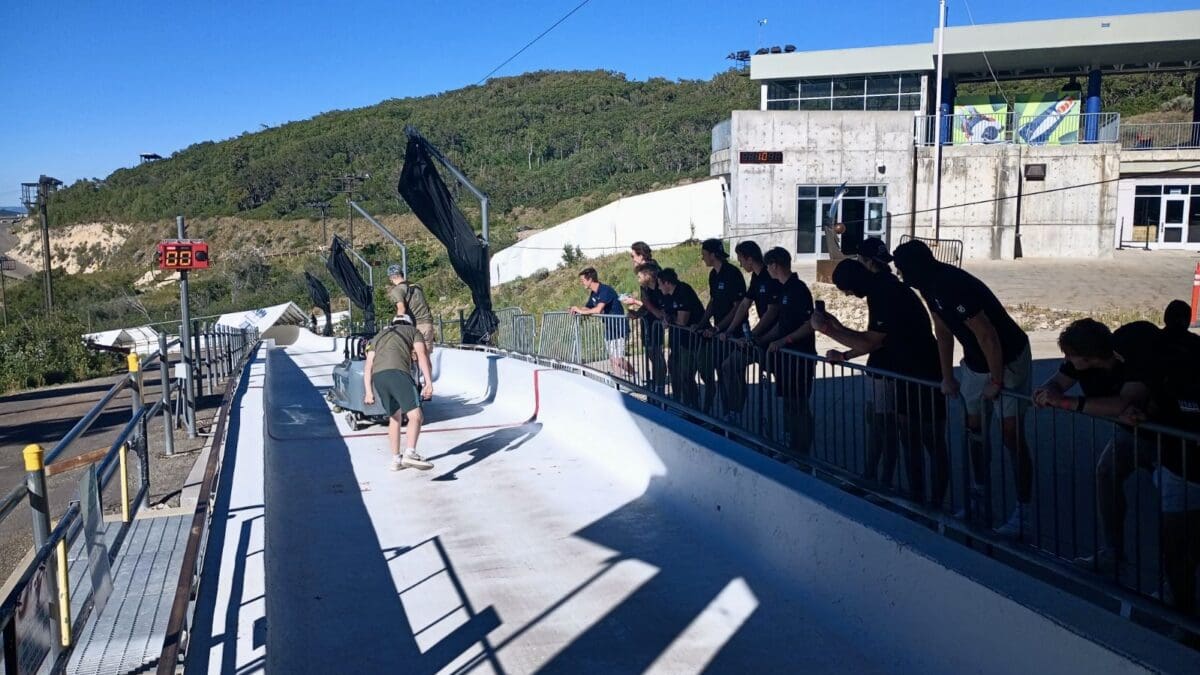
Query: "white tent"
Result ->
[[82, 325, 161, 357], [216, 302, 310, 345]]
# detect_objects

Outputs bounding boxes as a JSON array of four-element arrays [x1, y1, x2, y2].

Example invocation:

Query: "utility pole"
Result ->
[[21, 175, 62, 313], [305, 199, 331, 246], [0, 255, 13, 329], [932, 0, 947, 240], [177, 216, 197, 438], [334, 174, 368, 248]]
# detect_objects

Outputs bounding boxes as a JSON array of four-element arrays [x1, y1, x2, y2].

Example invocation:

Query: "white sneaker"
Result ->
[[389, 455, 404, 472], [994, 503, 1030, 538], [401, 450, 434, 471]]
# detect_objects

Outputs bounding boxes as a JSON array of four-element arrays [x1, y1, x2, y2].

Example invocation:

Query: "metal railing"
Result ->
[[898, 234, 963, 267], [0, 327, 257, 674], [1119, 122, 1200, 151], [915, 112, 1121, 147], [466, 312, 1200, 638]]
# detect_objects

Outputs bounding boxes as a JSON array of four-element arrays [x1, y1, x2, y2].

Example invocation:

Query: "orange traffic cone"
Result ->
[[1191, 262, 1200, 327]]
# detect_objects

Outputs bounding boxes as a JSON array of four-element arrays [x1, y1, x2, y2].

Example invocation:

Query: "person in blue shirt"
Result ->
[[570, 267, 633, 377]]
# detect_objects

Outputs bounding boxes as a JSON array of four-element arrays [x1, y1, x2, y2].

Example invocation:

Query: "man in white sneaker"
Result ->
[[364, 314, 435, 471]]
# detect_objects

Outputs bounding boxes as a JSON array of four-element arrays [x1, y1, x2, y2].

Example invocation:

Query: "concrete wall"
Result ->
[[488, 179, 725, 286], [913, 143, 1121, 259], [720, 110, 918, 255]]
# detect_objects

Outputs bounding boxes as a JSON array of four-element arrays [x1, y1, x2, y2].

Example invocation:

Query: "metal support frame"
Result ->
[[349, 201, 407, 278], [404, 126, 490, 247], [177, 216, 197, 438]]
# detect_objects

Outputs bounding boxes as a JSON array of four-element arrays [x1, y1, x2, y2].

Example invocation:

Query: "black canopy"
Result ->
[[303, 271, 334, 336], [325, 235, 376, 334], [397, 135, 496, 344]]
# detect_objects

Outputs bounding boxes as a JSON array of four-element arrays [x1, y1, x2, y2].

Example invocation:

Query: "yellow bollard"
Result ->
[[56, 539, 71, 647], [119, 444, 130, 524], [126, 352, 140, 373], [23, 444, 43, 472]]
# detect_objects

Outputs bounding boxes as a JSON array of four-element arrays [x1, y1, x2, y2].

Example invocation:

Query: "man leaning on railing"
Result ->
[[569, 267, 633, 378], [763, 247, 816, 458]]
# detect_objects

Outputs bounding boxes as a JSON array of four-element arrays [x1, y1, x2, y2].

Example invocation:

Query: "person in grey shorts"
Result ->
[[364, 315, 435, 472], [893, 240, 1034, 537]]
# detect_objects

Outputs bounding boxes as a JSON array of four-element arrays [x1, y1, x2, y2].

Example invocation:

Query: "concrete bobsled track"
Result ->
[[187, 331, 1199, 674]]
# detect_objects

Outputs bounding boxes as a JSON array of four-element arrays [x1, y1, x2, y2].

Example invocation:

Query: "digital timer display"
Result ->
[[157, 240, 210, 271], [738, 151, 783, 164]]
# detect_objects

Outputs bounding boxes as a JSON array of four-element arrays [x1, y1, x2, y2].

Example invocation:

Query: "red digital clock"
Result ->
[[739, 151, 784, 164], [157, 240, 210, 271]]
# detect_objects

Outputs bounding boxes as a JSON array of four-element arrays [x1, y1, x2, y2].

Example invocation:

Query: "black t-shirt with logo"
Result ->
[[745, 269, 782, 319], [707, 261, 746, 328], [865, 275, 939, 380], [665, 281, 706, 329], [775, 274, 815, 355], [916, 264, 1028, 373], [1059, 321, 1163, 396]]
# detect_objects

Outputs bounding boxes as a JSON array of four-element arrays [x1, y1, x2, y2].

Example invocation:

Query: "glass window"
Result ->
[[866, 95, 898, 111], [1166, 199, 1186, 223], [798, 98, 831, 111], [799, 78, 832, 98], [832, 97, 864, 111], [1189, 196, 1200, 243], [832, 77, 864, 95], [767, 99, 799, 111], [797, 186, 817, 198], [767, 80, 799, 100], [899, 94, 923, 111], [819, 186, 838, 197], [845, 186, 867, 197], [1135, 185, 1163, 195], [1193, 185, 1200, 194], [1133, 196, 1161, 226], [797, 199, 817, 254], [868, 186, 887, 197], [900, 74, 923, 94], [1166, 185, 1189, 195], [866, 75, 900, 96]]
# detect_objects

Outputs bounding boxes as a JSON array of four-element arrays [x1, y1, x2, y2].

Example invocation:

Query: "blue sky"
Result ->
[[1, 0, 1196, 204]]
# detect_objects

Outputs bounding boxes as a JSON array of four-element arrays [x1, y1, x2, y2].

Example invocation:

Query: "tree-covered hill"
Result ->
[[47, 70, 757, 226]]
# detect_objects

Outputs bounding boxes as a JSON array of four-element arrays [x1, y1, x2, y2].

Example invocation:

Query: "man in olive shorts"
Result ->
[[364, 315, 435, 471], [387, 264, 436, 351]]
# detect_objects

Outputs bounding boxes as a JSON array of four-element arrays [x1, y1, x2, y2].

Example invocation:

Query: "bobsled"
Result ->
[[326, 336, 391, 430]]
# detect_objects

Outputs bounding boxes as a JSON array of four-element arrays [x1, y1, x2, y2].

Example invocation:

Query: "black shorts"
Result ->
[[374, 369, 420, 416]]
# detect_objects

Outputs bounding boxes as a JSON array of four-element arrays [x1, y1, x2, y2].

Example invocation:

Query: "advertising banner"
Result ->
[[953, 95, 1008, 144], [1015, 92, 1080, 145]]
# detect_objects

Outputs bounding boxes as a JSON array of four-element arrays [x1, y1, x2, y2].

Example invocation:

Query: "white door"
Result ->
[[1159, 197, 1189, 248]]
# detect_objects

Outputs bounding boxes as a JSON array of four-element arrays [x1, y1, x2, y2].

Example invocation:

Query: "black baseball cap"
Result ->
[[701, 238, 729, 259], [857, 237, 892, 264]]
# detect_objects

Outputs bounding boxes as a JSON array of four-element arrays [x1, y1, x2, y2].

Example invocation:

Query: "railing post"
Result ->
[[191, 319, 202, 401], [571, 315, 582, 364], [55, 538, 71, 647], [158, 333, 175, 456], [23, 443, 62, 648], [128, 353, 150, 508]]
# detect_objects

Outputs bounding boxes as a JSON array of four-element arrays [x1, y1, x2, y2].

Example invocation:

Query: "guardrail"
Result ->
[[459, 312, 1200, 641], [898, 234, 963, 268], [0, 327, 257, 674], [914, 112, 1121, 147], [1119, 122, 1200, 151]]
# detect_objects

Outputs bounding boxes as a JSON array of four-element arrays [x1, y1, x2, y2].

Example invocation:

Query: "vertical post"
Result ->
[[158, 333, 175, 456], [129, 353, 150, 508], [933, 0, 947, 239], [0, 266, 7, 328], [119, 444, 131, 523], [1084, 69, 1102, 143], [192, 319, 203, 399], [38, 194, 53, 313], [178, 216, 197, 439], [55, 539, 71, 647], [23, 444, 50, 549]]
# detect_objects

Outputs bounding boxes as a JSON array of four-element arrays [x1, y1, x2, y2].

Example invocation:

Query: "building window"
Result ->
[[796, 184, 888, 255], [765, 74, 924, 112]]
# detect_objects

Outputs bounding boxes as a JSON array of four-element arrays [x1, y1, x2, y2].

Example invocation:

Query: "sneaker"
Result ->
[[401, 450, 434, 471], [994, 503, 1030, 538], [389, 455, 404, 472], [1073, 547, 1118, 574]]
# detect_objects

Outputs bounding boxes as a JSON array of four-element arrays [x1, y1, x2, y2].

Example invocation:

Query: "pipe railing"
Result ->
[[0, 327, 257, 674]]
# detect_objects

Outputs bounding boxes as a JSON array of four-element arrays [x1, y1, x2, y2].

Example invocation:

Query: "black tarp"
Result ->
[[397, 134, 497, 344], [325, 235, 376, 334], [304, 271, 334, 336]]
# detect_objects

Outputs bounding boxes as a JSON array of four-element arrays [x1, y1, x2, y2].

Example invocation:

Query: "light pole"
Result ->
[[0, 255, 13, 328], [20, 175, 62, 313], [932, 0, 947, 240], [305, 200, 331, 246], [334, 174, 368, 248]]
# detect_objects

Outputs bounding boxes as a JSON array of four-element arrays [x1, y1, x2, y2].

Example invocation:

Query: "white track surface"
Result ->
[[185, 331, 1198, 675]]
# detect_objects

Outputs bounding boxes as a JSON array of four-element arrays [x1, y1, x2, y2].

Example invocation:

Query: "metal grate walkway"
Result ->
[[65, 514, 190, 675]]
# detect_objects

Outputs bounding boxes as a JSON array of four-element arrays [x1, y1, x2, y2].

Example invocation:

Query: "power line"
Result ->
[[961, 0, 1011, 106], [476, 0, 594, 85], [499, 162, 1200, 252]]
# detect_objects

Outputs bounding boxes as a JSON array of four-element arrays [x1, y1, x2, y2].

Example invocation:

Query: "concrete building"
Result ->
[[712, 9, 1200, 260]]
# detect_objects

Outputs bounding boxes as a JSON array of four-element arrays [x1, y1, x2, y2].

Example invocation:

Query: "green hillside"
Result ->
[[46, 70, 757, 227]]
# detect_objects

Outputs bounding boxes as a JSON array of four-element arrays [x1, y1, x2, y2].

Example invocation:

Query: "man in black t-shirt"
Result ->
[[697, 238, 746, 414], [717, 241, 782, 417], [622, 262, 668, 391], [1035, 319, 1162, 570], [658, 268, 706, 408], [893, 240, 1034, 536], [813, 259, 949, 506], [759, 247, 815, 457]]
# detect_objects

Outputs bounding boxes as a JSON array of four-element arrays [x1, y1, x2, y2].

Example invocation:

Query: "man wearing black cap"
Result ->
[[856, 237, 896, 276], [388, 263, 436, 353], [892, 239, 1034, 536], [813, 258, 949, 506], [697, 238, 746, 413]]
